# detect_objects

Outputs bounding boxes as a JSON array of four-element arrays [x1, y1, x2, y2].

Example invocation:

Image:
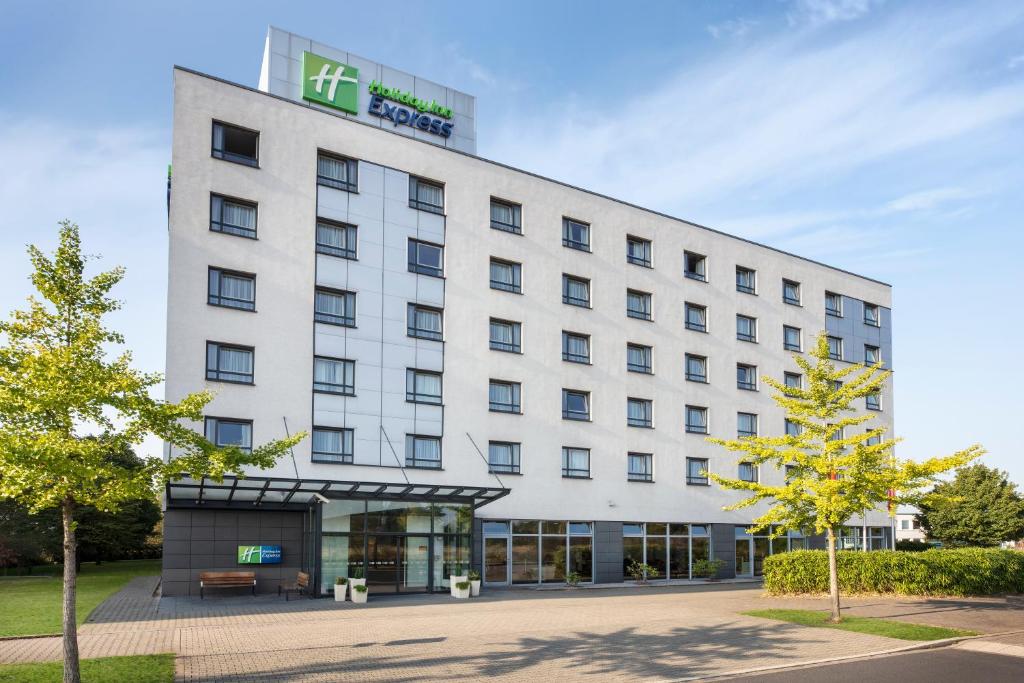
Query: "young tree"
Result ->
[[0, 222, 303, 683], [918, 464, 1024, 547], [708, 334, 981, 623]]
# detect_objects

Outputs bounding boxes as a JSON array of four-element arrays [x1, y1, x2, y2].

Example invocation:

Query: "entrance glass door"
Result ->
[[485, 537, 509, 584], [735, 538, 752, 577], [367, 535, 431, 593], [401, 536, 430, 592], [367, 536, 399, 593]]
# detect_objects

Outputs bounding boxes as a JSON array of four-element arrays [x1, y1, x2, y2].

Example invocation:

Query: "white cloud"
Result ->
[[787, 0, 879, 27], [443, 43, 498, 88], [707, 18, 758, 40], [881, 186, 980, 213]]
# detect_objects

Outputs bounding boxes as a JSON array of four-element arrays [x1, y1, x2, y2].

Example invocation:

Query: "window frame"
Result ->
[[488, 379, 522, 414], [736, 266, 757, 295], [207, 267, 256, 311], [783, 279, 802, 306], [406, 368, 443, 405], [562, 389, 591, 422], [737, 412, 759, 438], [684, 302, 707, 333], [686, 457, 710, 486], [562, 274, 592, 308], [827, 335, 844, 361], [627, 397, 653, 428], [489, 257, 523, 294], [863, 302, 881, 327], [408, 239, 445, 278], [312, 356, 356, 396], [561, 447, 591, 479], [685, 405, 708, 434], [685, 353, 708, 383], [626, 235, 652, 268], [626, 343, 653, 374], [315, 218, 358, 260], [736, 363, 757, 391], [562, 217, 591, 252], [626, 289, 653, 321], [784, 372, 803, 390], [866, 392, 882, 411], [204, 416, 253, 453], [865, 344, 881, 365], [408, 176, 445, 214], [561, 331, 591, 364], [405, 434, 442, 469], [311, 426, 354, 464], [406, 303, 443, 341], [314, 287, 356, 327], [627, 452, 654, 482], [489, 317, 522, 353], [783, 325, 803, 352], [489, 197, 522, 234], [825, 291, 843, 317], [738, 462, 759, 483], [205, 341, 254, 385], [488, 441, 522, 474], [736, 314, 758, 343], [211, 120, 259, 167], [209, 193, 258, 239], [684, 251, 707, 282], [316, 151, 358, 192]]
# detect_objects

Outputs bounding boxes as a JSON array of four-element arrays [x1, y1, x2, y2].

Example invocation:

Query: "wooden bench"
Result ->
[[199, 571, 256, 599], [278, 571, 311, 601]]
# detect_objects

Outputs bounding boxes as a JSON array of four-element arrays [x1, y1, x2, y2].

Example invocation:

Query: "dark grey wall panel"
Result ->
[[710, 523, 736, 579], [594, 521, 624, 583]]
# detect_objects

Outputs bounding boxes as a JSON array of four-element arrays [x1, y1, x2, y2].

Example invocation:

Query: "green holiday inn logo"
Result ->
[[302, 52, 359, 114]]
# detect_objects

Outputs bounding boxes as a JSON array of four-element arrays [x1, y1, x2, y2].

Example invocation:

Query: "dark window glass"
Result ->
[[313, 357, 355, 395], [784, 372, 802, 389], [738, 412, 758, 438], [562, 390, 590, 421], [489, 258, 522, 293], [865, 345, 881, 365], [409, 177, 444, 214], [212, 122, 258, 166], [489, 318, 521, 353], [562, 332, 590, 363], [737, 315, 758, 342], [562, 218, 590, 251], [406, 369, 442, 404], [405, 435, 441, 468], [685, 354, 707, 382], [783, 279, 801, 305], [562, 275, 591, 307], [736, 266, 756, 294], [864, 303, 880, 326], [210, 194, 257, 239], [317, 153, 358, 192], [737, 364, 757, 391], [783, 325, 802, 351], [785, 419, 802, 436], [316, 219, 357, 259], [562, 448, 590, 478], [685, 302, 707, 332], [686, 406, 708, 434], [627, 236, 652, 267], [408, 239, 444, 277], [827, 335, 843, 360], [825, 291, 843, 317], [204, 417, 252, 452], [407, 304, 443, 340], [626, 344, 652, 374], [627, 398, 652, 428], [205, 342, 254, 384], [312, 427, 354, 464], [628, 453, 653, 482], [739, 462, 758, 482], [687, 458, 709, 485], [866, 392, 881, 411], [488, 442, 521, 474], [488, 380, 521, 413], [684, 251, 706, 281], [490, 199, 522, 234], [208, 268, 255, 311], [626, 290, 652, 320], [314, 288, 356, 327]]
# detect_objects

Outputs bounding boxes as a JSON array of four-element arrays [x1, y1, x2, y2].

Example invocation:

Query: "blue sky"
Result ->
[[1, 0, 1022, 485]]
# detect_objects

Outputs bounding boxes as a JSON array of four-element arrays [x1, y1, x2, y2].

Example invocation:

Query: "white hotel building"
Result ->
[[161, 28, 895, 597]]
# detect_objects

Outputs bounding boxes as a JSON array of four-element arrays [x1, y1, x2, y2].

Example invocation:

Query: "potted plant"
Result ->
[[351, 583, 369, 604], [468, 570, 482, 597], [627, 559, 660, 584], [349, 566, 366, 593], [692, 558, 725, 582], [334, 576, 348, 602], [452, 580, 471, 599], [449, 564, 468, 597], [565, 571, 582, 588]]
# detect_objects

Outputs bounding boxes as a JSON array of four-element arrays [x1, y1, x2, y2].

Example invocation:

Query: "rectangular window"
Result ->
[[562, 447, 591, 478], [408, 239, 444, 277], [407, 304, 443, 341], [626, 236, 652, 267], [406, 368, 442, 404], [405, 435, 441, 469], [489, 318, 522, 353], [736, 315, 758, 342], [687, 457, 709, 485], [627, 397, 653, 428], [489, 258, 522, 293], [314, 288, 356, 327], [562, 331, 590, 364], [313, 357, 355, 395], [488, 441, 521, 474], [208, 268, 255, 311], [686, 405, 708, 434], [865, 345, 881, 365], [736, 266, 756, 294], [685, 302, 707, 332], [828, 424, 844, 442], [626, 289, 652, 320], [827, 335, 843, 360], [316, 153, 358, 192], [685, 354, 707, 383], [311, 427, 354, 464], [783, 279, 801, 305], [211, 121, 258, 167], [204, 417, 252, 452], [210, 194, 257, 239], [739, 462, 758, 482], [409, 176, 444, 214], [562, 217, 590, 251], [628, 453, 653, 482], [866, 392, 881, 411], [626, 343, 652, 374], [785, 419, 802, 437], [488, 380, 521, 414], [784, 372, 803, 389], [490, 198, 522, 234], [315, 219, 357, 259], [738, 412, 758, 438], [826, 291, 843, 317], [562, 389, 590, 421], [866, 431, 882, 446], [205, 342, 253, 384], [562, 274, 591, 307], [783, 325, 802, 352], [684, 251, 706, 281], [864, 302, 880, 327], [737, 363, 757, 391]]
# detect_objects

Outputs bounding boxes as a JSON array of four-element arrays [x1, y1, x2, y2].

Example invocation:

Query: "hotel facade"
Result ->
[[161, 28, 895, 597]]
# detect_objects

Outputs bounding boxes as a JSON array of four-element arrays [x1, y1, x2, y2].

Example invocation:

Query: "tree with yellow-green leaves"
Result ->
[[0, 222, 304, 683], [708, 333, 981, 623]]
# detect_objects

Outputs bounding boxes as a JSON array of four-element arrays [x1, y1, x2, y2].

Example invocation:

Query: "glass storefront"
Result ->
[[622, 523, 712, 579], [482, 520, 593, 585], [839, 526, 888, 551], [735, 526, 807, 577]]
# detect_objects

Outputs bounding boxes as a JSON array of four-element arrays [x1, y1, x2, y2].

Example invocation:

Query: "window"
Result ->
[[686, 405, 708, 434], [406, 435, 441, 468], [825, 291, 843, 317], [311, 427, 353, 464], [315, 219, 357, 259], [208, 268, 255, 311], [736, 364, 757, 391], [738, 413, 758, 438], [626, 343, 652, 374], [489, 258, 522, 293], [204, 417, 252, 452], [409, 176, 444, 214], [685, 302, 707, 332], [314, 288, 356, 327], [866, 431, 882, 446], [783, 279, 801, 305], [210, 194, 257, 238], [900, 520, 909, 530], [562, 447, 590, 478], [316, 153, 357, 192], [562, 275, 591, 307], [408, 239, 444, 277], [626, 289, 652, 321], [562, 331, 590, 364], [866, 392, 881, 411], [205, 342, 253, 384], [783, 325, 802, 352], [488, 380, 521, 413], [736, 315, 758, 342], [785, 419, 802, 437], [490, 198, 521, 234], [627, 397, 653, 428], [489, 318, 522, 353], [864, 302, 880, 327], [313, 357, 355, 395], [827, 424, 844, 442], [685, 354, 707, 383], [211, 121, 258, 166], [562, 217, 590, 251], [488, 442, 521, 474], [627, 236, 652, 267], [736, 266, 756, 294], [827, 335, 843, 360], [865, 345, 881, 365], [562, 389, 590, 421], [684, 251, 706, 281], [739, 462, 758, 482], [784, 372, 803, 390], [407, 304, 443, 341], [785, 465, 799, 480], [628, 453, 653, 482], [687, 457, 709, 485], [406, 369, 442, 404]]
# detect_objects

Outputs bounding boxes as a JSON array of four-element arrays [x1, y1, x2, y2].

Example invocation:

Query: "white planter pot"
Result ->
[[452, 584, 470, 599], [449, 575, 467, 597], [470, 580, 481, 597], [334, 584, 347, 601], [351, 588, 368, 604], [349, 578, 366, 592]]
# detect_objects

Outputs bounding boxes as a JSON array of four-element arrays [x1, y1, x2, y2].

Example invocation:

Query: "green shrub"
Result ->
[[896, 540, 931, 552], [764, 548, 1024, 596]]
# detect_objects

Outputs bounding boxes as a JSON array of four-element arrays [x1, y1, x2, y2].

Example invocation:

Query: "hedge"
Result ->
[[763, 548, 1024, 596]]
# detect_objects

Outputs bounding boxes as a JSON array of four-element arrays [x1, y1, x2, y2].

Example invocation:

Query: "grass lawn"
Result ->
[[0, 654, 174, 682], [0, 559, 160, 637], [743, 609, 977, 641]]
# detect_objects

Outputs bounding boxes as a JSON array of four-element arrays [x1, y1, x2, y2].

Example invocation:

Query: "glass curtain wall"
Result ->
[[622, 523, 712, 579], [735, 526, 810, 577], [482, 520, 593, 585]]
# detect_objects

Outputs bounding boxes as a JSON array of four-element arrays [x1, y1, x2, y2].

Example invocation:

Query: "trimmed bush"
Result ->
[[764, 548, 1024, 596]]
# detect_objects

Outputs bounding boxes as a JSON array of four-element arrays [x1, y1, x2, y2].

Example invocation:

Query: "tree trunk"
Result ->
[[62, 498, 81, 683], [826, 526, 841, 623]]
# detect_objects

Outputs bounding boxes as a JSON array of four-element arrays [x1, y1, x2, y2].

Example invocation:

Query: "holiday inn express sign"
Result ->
[[302, 51, 455, 139]]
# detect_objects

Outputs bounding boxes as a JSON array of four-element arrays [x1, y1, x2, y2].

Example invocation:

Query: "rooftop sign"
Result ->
[[302, 52, 359, 114]]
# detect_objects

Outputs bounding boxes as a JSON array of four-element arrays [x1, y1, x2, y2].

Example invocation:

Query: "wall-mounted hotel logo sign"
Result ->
[[302, 52, 359, 114], [367, 82, 454, 139], [237, 545, 282, 564]]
